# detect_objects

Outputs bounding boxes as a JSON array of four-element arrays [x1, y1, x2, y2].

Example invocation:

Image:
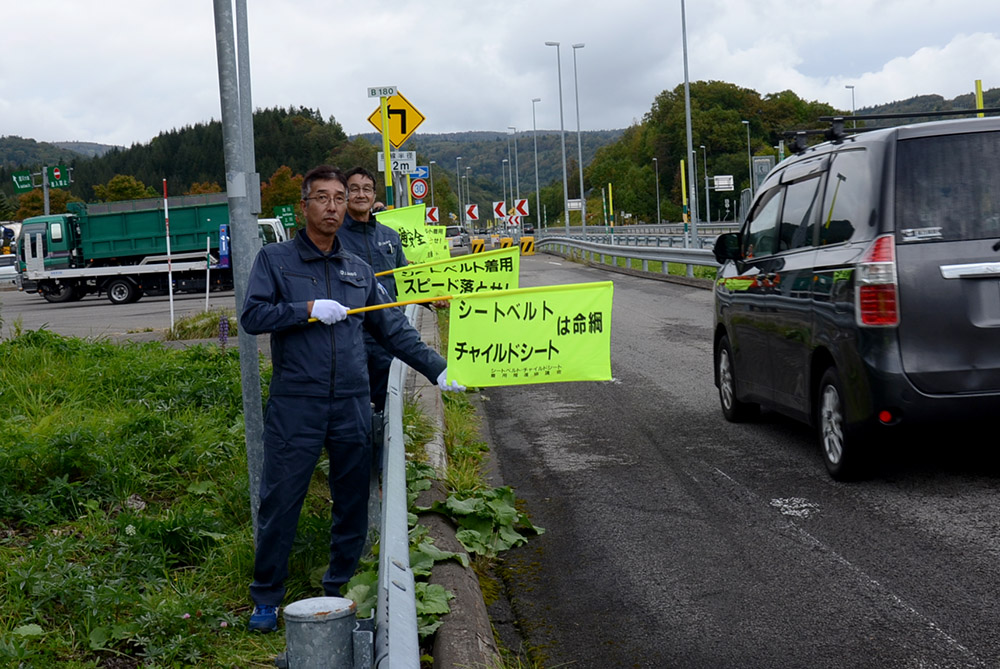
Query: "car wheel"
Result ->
[[717, 335, 758, 422], [107, 278, 137, 305], [817, 366, 866, 480]]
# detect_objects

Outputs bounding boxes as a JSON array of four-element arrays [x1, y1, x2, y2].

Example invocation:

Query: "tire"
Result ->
[[107, 278, 137, 305], [41, 283, 76, 303], [717, 335, 758, 422], [817, 366, 867, 481]]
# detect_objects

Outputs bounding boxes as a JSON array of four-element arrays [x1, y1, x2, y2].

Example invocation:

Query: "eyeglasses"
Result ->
[[348, 185, 375, 195], [303, 194, 346, 207]]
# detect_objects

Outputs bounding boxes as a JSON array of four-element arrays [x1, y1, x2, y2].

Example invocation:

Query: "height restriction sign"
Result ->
[[367, 91, 426, 148]]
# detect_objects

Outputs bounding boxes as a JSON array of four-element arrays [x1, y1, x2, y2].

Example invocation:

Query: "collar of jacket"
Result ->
[[295, 229, 349, 262], [343, 212, 376, 232]]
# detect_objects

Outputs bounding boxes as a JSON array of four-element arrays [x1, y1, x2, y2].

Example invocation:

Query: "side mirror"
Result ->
[[713, 232, 741, 264]]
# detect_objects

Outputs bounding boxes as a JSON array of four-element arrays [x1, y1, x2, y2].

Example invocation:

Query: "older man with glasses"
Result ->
[[337, 167, 409, 422], [240, 164, 462, 633]]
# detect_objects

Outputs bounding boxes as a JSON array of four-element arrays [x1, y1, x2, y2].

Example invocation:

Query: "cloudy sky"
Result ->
[[4, 0, 1000, 147]]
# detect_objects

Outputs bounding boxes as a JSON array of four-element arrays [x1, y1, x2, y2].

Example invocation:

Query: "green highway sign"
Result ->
[[274, 204, 297, 228], [12, 170, 33, 193], [47, 165, 71, 188]]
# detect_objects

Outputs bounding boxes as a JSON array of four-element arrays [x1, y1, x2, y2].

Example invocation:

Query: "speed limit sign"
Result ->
[[410, 178, 428, 201]]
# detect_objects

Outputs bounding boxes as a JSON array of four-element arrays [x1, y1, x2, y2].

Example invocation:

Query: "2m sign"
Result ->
[[377, 151, 417, 175]]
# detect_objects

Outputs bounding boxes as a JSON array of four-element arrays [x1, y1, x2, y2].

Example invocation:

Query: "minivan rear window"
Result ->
[[895, 131, 1000, 242]]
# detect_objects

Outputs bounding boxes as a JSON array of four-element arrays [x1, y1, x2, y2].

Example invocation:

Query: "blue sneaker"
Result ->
[[248, 605, 278, 633]]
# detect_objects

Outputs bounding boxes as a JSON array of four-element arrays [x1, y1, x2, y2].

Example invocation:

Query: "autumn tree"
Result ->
[[260, 166, 303, 228], [187, 181, 223, 194], [14, 188, 83, 219], [93, 174, 156, 202]]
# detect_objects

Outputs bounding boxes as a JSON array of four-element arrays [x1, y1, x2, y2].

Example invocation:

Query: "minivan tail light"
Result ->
[[856, 235, 899, 327]]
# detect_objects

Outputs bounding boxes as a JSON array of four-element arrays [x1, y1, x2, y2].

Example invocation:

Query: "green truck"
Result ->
[[16, 193, 287, 304]]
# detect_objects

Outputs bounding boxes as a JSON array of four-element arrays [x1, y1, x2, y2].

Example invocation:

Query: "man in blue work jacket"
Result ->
[[241, 165, 463, 633], [337, 166, 407, 414]]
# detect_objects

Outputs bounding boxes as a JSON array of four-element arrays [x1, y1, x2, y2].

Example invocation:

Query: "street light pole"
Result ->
[[845, 84, 856, 128], [700, 145, 710, 224], [455, 156, 462, 224], [571, 43, 586, 233], [653, 157, 660, 225], [545, 41, 571, 233], [742, 119, 753, 196], [508, 126, 520, 201], [502, 158, 508, 215], [532, 97, 541, 229], [429, 160, 436, 209]]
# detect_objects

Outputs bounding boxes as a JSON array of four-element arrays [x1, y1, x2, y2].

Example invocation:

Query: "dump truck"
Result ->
[[16, 193, 287, 304]]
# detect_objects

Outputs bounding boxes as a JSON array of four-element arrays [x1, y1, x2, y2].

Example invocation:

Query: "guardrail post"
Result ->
[[282, 597, 357, 669]]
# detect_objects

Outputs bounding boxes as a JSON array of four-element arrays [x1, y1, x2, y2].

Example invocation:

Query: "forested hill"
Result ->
[[0, 107, 622, 208]]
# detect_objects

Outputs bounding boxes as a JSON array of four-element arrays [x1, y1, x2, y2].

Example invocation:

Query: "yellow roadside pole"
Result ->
[[379, 96, 394, 208]]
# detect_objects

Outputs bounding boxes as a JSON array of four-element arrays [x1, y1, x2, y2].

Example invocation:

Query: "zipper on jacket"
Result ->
[[325, 260, 336, 392]]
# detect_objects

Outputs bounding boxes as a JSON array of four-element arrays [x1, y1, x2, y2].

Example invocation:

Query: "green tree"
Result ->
[[93, 174, 157, 201]]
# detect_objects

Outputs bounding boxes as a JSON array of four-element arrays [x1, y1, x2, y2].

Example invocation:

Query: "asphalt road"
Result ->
[[0, 286, 238, 339], [484, 253, 1000, 668]]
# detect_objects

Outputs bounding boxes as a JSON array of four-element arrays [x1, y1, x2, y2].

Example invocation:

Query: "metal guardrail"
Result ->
[[534, 235, 719, 277], [374, 303, 421, 669]]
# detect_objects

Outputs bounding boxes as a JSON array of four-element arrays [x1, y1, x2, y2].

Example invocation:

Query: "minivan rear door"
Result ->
[[893, 123, 1000, 394]]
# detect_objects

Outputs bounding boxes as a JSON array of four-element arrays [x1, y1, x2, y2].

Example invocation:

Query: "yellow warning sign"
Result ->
[[470, 238, 486, 254], [500, 237, 514, 249], [520, 236, 535, 255], [367, 92, 426, 148]]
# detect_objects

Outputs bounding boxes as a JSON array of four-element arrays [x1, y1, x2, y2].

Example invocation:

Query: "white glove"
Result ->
[[437, 369, 466, 392], [311, 299, 348, 324]]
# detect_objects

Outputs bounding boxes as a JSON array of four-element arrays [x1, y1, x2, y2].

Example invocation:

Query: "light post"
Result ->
[[700, 145, 710, 224], [455, 156, 462, 223], [653, 157, 660, 225], [690, 149, 699, 223], [545, 41, 571, 232], [532, 97, 541, 229], [742, 120, 753, 196], [429, 160, 436, 208], [502, 158, 508, 213], [845, 84, 856, 128], [571, 43, 586, 232], [465, 166, 471, 220], [508, 126, 520, 201]]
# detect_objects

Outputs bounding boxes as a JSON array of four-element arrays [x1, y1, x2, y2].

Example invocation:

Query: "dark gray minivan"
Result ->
[[713, 114, 1000, 479]]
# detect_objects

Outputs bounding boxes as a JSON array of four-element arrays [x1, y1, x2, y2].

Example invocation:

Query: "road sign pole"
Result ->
[[379, 96, 394, 208], [42, 165, 50, 216]]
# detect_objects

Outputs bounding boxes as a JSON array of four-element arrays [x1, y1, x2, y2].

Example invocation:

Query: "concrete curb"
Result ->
[[408, 307, 499, 669]]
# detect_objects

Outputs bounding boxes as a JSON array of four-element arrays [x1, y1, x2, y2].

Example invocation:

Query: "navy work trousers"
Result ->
[[250, 394, 371, 607]]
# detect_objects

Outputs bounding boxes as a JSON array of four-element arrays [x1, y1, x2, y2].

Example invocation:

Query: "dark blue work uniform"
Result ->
[[241, 230, 445, 606], [337, 212, 408, 412]]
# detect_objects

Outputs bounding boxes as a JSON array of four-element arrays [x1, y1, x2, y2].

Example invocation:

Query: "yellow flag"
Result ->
[[391, 246, 519, 300], [447, 281, 613, 387], [424, 225, 449, 261], [374, 204, 432, 263]]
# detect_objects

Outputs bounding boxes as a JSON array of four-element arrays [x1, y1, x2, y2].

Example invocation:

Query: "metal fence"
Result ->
[[534, 234, 719, 278]]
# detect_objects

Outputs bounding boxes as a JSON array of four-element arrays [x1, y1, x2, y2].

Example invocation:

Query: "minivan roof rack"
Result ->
[[784, 108, 1000, 154]]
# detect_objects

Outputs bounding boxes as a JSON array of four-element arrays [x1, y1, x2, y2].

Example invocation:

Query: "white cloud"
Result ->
[[2, 0, 1000, 145]]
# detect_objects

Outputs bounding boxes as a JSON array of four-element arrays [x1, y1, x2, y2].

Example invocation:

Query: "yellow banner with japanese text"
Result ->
[[389, 246, 519, 300], [446, 281, 613, 387], [374, 204, 432, 263], [424, 225, 449, 261]]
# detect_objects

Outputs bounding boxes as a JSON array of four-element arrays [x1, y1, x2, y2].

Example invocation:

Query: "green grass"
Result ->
[[0, 329, 324, 667], [165, 308, 238, 342]]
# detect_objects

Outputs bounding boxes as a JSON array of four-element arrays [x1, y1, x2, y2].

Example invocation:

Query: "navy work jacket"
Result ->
[[240, 231, 445, 398], [337, 213, 407, 301]]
